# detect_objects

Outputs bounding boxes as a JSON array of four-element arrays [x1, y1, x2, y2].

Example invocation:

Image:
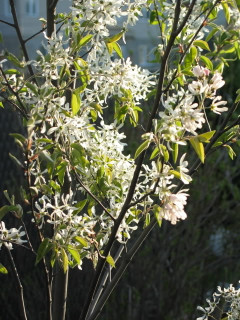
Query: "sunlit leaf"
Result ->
[[106, 255, 115, 268], [190, 137, 205, 163], [134, 139, 150, 159], [35, 238, 50, 265], [0, 263, 8, 274], [193, 40, 210, 51]]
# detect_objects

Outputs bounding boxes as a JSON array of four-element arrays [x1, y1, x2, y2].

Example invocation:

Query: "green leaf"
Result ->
[[6, 53, 24, 68], [9, 153, 24, 168], [35, 238, 50, 265], [206, 28, 219, 42], [73, 199, 88, 215], [144, 212, 151, 228], [26, 82, 38, 95], [74, 236, 88, 248], [222, 2, 230, 24], [193, 40, 210, 51], [106, 31, 124, 43], [71, 92, 81, 116], [200, 56, 213, 71], [0, 32, 3, 43], [150, 147, 160, 160], [0, 263, 8, 274], [190, 137, 205, 163], [106, 42, 113, 55], [197, 130, 216, 143], [0, 102, 3, 108], [224, 145, 236, 160], [172, 143, 178, 163], [153, 205, 162, 227], [79, 34, 93, 47], [134, 139, 150, 159], [184, 46, 198, 68], [0, 205, 18, 221], [67, 245, 80, 265], [169, 170, 181, 179], [106, 255, 115, 268], [112, 42, 123, 58], [235, 93, 240, 103], [5, 69, 21, 75], [61, 248, 68, 273]]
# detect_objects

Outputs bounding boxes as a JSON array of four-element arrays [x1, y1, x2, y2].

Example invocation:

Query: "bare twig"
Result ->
[[4, 246, 28, 320], [0, 19, 15, 27], [8, 0, 37, 84]]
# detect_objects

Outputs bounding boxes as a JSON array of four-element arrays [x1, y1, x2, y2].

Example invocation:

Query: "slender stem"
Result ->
[[87, 219, 157, 320], [0, 19, 15, 27], [24, 27, 47, 43], [5, 246, 28, 320], [8, 0, 37, 84], [87, 245, 125, 315]]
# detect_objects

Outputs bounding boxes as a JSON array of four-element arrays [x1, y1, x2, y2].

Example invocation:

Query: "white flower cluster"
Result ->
[[88, 57, 156, 106], [157, 65, 227, 146], [0, 221, 26, 250], [197, 283, 240, 320]]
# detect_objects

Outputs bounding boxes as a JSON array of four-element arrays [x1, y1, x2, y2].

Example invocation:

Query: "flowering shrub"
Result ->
[[0, 0, 240, 319]]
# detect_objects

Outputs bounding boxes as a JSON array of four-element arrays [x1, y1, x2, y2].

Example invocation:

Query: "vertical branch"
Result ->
[[8, 0, 37, 83], [52, 263, 69, 320], [4, 245, 28, 320], [47, 0, 59, 37]]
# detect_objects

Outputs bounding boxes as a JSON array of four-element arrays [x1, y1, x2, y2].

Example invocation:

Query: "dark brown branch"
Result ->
[[0, 19, 15, 27], [47, 0, 57, 37], [24, 27, 47, 43], [9, 0, 37, 83], [50, 0, 59, 10]]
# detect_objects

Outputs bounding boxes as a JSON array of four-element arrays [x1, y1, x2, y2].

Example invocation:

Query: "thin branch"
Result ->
[[24, 27, 47, 43], [74, 170, 115, 222], [8, 0, 37, 84], [4, 246, 28, 320], [0, 19, 15, 27]]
